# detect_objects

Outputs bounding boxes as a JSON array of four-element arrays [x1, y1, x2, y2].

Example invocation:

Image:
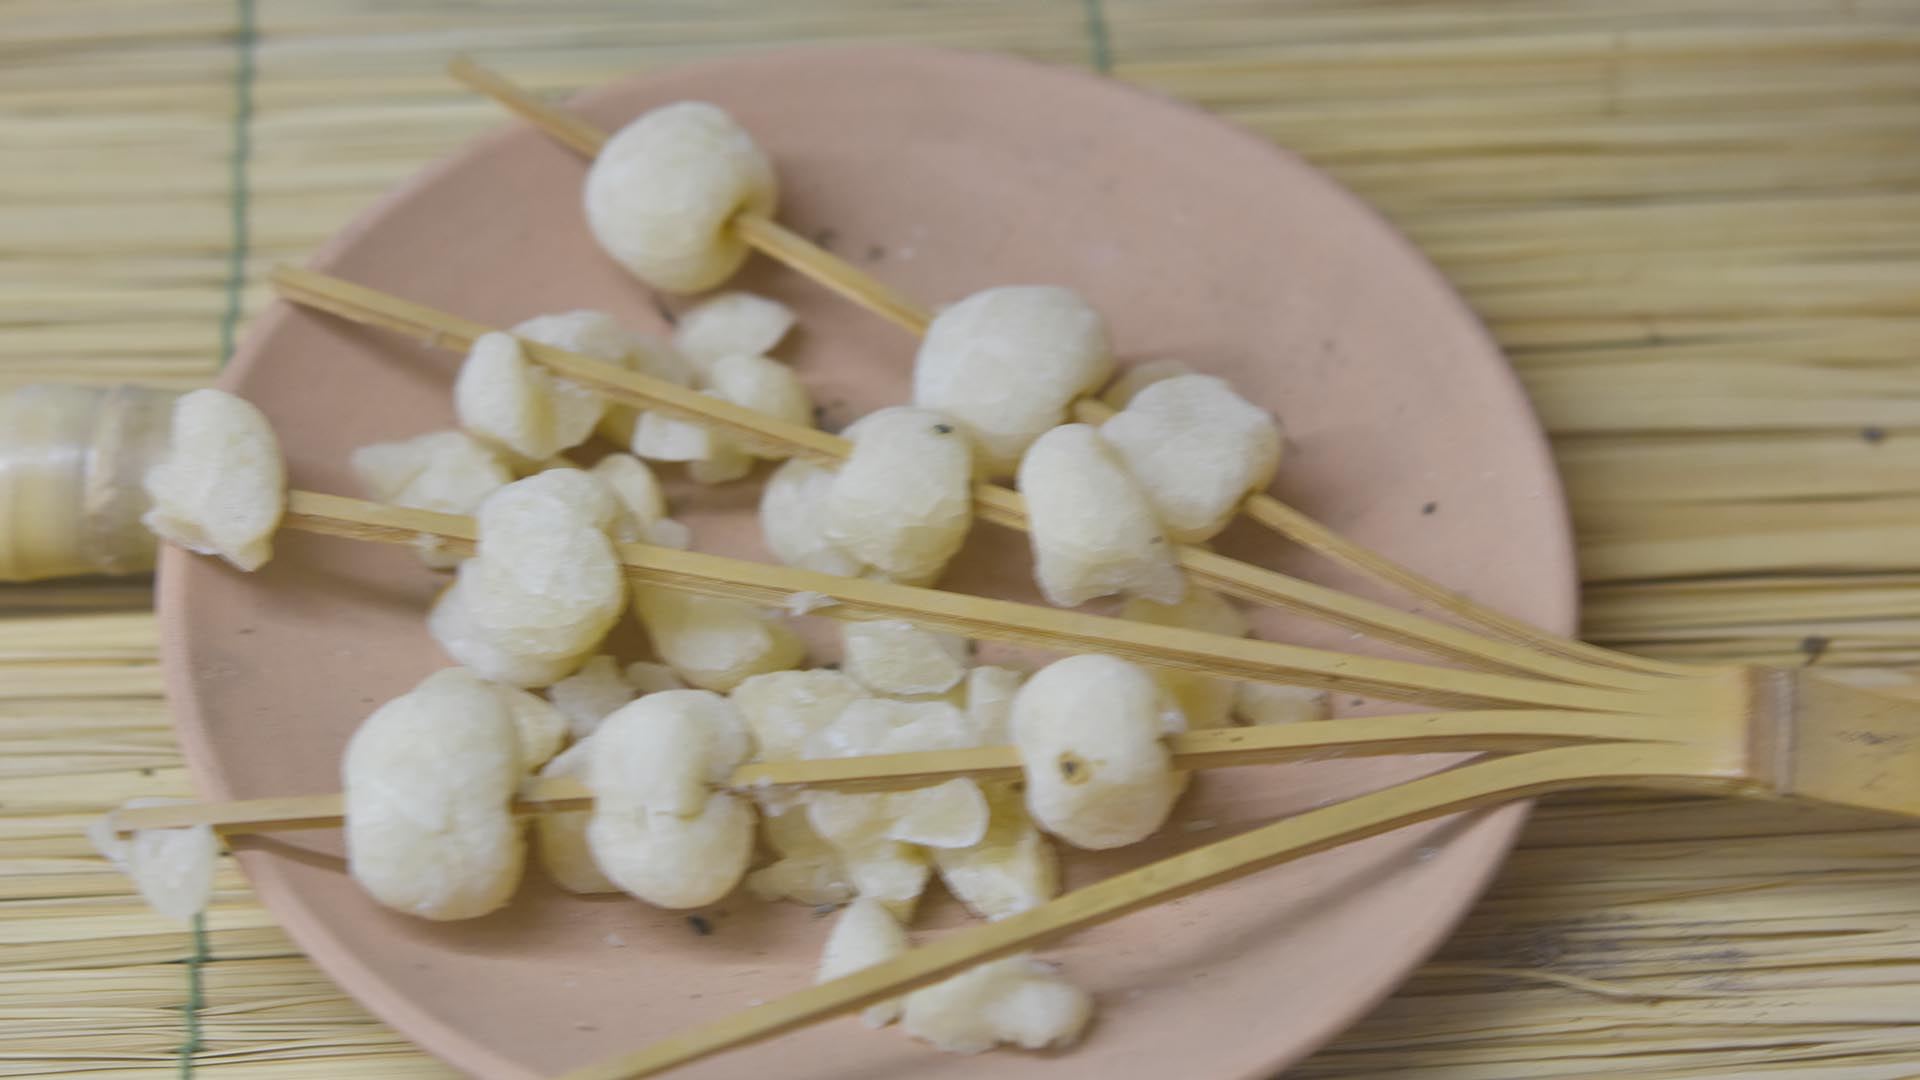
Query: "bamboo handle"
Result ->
[[557, 740, 1740, 1080], [113, 709, 1684, 836]]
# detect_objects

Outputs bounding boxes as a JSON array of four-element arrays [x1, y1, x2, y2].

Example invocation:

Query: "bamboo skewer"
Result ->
[[113, 709, 1684, 837], [272, 266, 1673, 694], [444, 56, 1689, 681], [286, 490, 1703, 713], [559, 739, 1750, 1080]]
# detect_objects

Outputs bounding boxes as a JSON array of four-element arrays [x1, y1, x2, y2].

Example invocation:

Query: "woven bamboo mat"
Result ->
[[6, 1, 1920, 1076]]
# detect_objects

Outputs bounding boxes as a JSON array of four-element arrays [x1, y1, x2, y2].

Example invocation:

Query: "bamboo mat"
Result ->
[[6, 1, 1920, 1076]]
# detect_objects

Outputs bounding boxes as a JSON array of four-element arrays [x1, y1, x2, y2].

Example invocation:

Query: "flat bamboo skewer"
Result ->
[[285, 489, 1703, 713], [444, 55, 1687, 681], [113, 709, 1683, 837], [561, 739, 1750, 1080], [272, 266, 1675, 695]]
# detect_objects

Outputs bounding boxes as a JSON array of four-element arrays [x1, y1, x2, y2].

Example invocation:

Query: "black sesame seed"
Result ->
[[933, 423, 954, 435]]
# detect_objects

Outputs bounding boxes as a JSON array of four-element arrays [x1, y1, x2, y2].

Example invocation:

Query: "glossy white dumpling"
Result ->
[[454, 331, 604, 461], [673, 291, 796, 374], [824, 407, 974, 585], [1099, 374, 1282, 542], [342, 669, 525, 919], [913, 286, 1113, 475], [142, 389, 285, 571], [1013, 655, 1179, 849], [1017, 424, 1183, 608], [584, 102, 777, 293]]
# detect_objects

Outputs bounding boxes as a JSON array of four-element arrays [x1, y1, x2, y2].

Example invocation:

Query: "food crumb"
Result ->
[[1862, 426, 1888, 445], [687, 914, 714, 936], [1421, 501, 1438, 515], [1182, 818, 1218, 833]]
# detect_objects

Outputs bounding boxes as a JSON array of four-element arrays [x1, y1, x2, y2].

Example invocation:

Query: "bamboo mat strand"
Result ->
[[6, 1, 1920, 1077]]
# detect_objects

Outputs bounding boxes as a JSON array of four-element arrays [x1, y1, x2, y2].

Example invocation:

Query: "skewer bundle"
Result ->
[[95, 56, 1910, 1080]]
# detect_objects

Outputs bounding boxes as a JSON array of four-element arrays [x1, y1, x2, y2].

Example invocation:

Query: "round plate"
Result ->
[[161, 45, 1576, 1080]]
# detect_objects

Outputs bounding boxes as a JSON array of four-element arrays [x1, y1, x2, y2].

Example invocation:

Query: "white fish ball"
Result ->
[[824, 407, 974, 585], [584, 102, 777, 293], [913, 286, 1113, 474], [1013, 655, 1179, 849], [342, 669, 525, 919], [1099, 374, 1282, 542]]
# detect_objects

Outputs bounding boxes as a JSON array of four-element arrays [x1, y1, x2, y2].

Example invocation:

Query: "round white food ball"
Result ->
[[1012, 655, 1179, 849], [730, 668, 868, 761], [88, 797, 218, 924], [454, 331, 605, 462], [584, 102, 777, 293], [545, 654, 637, 738], [455, 471, 626, 662], [586, 693, 757, 908], [824, 407, 974, 585], [913, 286, 1113, 475], [352, 429, 511, 568], [142, 389, 286, 572], [342, 668, 525, 919], [1017, 423, 1184, 608], [1099, 374, 1282, 542], [760, 458, 862, 576]]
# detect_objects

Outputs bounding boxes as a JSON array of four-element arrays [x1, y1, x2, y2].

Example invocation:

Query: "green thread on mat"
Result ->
[[1081, 0, 1113, 74], [217, 0, 257, 370], [181, 0, 256, 1072], [177, 912, 209, 1077]]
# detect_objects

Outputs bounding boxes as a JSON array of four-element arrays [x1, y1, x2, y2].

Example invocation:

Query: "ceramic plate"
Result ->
[[160, 45, 1577, 1080]]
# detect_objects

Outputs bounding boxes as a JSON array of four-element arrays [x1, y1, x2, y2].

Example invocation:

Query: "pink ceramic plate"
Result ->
[[161, 45, 1576, 1080]]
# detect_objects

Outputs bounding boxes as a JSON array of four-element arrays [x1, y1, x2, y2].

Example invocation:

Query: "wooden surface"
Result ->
[[6, 1, 1920, 1077]]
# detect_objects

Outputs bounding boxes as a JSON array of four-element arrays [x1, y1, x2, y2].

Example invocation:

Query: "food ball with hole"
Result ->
[[1018, 424, 1184, 607], [342, 668, 526, 920], [1013, 655, 1180, 849], [913, 286, 1113, 475], [584, 102, 777, 293], [141, 389, 285, 571], [823, 407, 974, 585], [1099, 374, 1282, 542]]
